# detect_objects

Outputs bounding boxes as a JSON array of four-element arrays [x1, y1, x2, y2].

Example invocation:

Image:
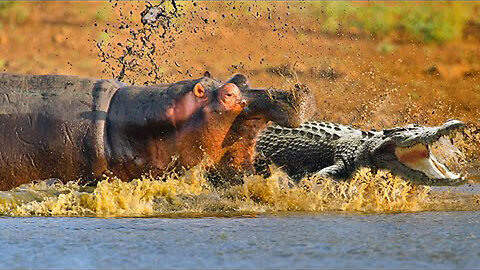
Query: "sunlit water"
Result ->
[[1, 212, 479, 269]]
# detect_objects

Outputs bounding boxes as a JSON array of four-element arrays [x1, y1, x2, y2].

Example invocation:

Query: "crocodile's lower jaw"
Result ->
[[394, 143, 460, 179]]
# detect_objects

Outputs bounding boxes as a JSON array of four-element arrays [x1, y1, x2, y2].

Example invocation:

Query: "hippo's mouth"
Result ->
[[394, 143, 461, 180]]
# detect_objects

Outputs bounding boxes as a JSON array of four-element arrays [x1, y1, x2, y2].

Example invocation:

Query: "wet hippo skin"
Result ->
[[0, 73, 316, 190]]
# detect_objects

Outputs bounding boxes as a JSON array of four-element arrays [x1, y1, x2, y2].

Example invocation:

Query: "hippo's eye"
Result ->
[[226, 93, 233, 97]]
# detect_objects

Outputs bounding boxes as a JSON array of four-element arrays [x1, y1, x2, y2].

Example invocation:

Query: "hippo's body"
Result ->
[[0, 74, 122, 189], [0, 73, 315, 190]]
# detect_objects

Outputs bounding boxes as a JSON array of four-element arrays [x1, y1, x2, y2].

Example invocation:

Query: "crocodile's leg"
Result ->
[[253, 154, 272, 178], [310, 159, 348, 180]]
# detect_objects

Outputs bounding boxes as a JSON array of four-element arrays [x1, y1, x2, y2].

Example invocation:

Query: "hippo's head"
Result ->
[[197, 74, 317, 185], [106, 73, 316, 184], [226, 74, 316, 128], [167, 73, 316, 132], [163, 75, 248, 129]]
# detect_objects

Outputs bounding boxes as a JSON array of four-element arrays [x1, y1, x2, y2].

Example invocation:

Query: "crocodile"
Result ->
[[256, 119, 467, 186]]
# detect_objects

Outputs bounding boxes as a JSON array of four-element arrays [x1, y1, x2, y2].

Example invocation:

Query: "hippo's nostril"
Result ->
[[239, 99, 247, 108]]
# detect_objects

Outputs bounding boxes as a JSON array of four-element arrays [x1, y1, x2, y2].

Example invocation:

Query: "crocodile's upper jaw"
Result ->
[[394, 143, 460, 180], [371, 120, 466, 186]]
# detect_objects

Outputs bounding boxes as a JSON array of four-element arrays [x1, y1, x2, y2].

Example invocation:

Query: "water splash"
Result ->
[[432, 124, 480, 181], [2, 164, 479, 217], [96, 1, 181, 85]]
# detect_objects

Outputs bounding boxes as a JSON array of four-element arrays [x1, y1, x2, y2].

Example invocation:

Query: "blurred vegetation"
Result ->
[[0, 1, 29, 30], [377, 42, 395, 54], [309, 2, 480, 43], [1, 1, 479, 45]]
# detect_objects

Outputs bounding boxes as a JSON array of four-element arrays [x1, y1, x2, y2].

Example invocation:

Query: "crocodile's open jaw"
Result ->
[[372, 120, 466, 185], [394, 143, 460, 180]]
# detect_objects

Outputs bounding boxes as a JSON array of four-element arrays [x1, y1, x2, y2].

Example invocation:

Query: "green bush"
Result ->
[[0, 2, 15, 12], [308, 2, 479, 44], [0, 2, 15, 29], [399, 3, 469, 43], [353, 3, 398, 37], [0, 2, 29, 25]]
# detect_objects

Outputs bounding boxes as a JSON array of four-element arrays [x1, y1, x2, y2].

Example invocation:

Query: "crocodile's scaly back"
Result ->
[[257, 122, 365, 180]]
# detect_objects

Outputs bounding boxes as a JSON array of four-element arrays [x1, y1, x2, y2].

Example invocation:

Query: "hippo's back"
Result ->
[[0, 73, 97, 113], [0, 73, 121, 190]]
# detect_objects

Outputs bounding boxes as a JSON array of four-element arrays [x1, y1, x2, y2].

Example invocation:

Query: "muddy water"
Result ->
[[1, 212, 479, 268]]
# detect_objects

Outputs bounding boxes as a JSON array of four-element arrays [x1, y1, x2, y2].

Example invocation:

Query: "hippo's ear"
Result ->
[[193, 83, 206, 98], [227, 74, 250, 90]]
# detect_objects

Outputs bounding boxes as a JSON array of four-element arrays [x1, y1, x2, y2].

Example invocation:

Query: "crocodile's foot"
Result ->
[[373, 120, 467, 186]]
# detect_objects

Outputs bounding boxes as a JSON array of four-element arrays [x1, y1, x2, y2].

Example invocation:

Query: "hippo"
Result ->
[[0, 73, 315, 190]]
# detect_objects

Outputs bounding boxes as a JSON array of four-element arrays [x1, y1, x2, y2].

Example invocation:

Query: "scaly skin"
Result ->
[[256, 120, 467, 186]]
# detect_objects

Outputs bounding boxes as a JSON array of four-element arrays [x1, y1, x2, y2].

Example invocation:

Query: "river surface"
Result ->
[[1, 212, 480, 269], [1, 165, 480, 269]]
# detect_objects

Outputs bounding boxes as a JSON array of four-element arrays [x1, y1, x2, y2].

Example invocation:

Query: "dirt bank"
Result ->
[[0, 1, 478, 129]]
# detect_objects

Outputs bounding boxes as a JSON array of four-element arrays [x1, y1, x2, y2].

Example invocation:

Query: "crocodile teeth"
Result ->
[[394, 143, 460, 179]]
